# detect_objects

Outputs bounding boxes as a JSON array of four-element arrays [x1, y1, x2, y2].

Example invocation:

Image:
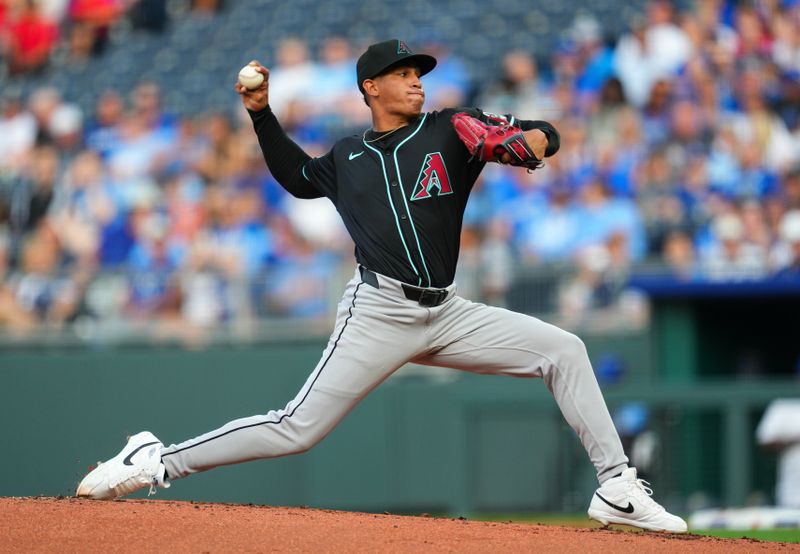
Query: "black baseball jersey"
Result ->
[[252, 107, 559, 288]]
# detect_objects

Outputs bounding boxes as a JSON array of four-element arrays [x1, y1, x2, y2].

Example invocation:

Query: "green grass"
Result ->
[[470, 514, 800, 543], [691, 529, 800, 543]]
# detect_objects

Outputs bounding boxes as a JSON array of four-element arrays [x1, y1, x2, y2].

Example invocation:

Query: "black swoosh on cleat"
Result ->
[[595, 492, 635, 514], [123, 441, 160, 466]]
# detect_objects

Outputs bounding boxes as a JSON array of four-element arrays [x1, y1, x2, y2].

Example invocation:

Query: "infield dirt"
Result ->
[[0, 497, 796, 553]]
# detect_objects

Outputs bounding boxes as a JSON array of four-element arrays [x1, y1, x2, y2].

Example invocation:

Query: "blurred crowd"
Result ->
[[2, 0, 800, 338], [0, 0, 220, 75]]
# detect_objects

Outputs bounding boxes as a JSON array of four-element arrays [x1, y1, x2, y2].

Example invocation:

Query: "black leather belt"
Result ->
[[359, 267, 450, 307], [400, 283, 450, 307]]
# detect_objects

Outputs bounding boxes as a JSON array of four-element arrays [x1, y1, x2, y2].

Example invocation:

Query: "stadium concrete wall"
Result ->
[[1, 335, 794, 513]]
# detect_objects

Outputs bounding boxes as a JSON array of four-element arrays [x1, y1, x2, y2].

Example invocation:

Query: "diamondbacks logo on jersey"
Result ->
[[411, 152, 452, 201], [397, 41, 411, 54]]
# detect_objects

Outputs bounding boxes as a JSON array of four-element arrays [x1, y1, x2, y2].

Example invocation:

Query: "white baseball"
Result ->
[[238, 65, 264, 90]]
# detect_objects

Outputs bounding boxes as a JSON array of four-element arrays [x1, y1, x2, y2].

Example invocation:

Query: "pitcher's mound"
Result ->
[[0, 497, 789, 553]]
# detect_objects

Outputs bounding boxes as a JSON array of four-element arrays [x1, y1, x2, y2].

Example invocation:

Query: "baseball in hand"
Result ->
[[238, 65, 264, 90]]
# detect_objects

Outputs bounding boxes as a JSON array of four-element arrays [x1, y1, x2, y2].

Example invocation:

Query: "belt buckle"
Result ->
[[419, 288, 446, 307]]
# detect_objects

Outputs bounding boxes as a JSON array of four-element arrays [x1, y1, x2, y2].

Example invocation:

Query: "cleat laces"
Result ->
[[630, 477, 663, 512]]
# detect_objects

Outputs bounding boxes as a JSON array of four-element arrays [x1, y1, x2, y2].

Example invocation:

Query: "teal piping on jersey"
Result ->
[[301, 165, 309, 181], [392, 113, 433, 287], [362, 138, 423, 286]]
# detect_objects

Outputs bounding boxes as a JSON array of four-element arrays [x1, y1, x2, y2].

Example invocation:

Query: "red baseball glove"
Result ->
[[451, 112, 544, 171]]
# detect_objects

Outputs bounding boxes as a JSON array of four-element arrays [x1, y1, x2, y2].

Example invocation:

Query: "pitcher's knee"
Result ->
[[558, 331, 591, 369], [289, 433, 320, 455], [289, 438, 315, 455], [285, 423, 332, 455]]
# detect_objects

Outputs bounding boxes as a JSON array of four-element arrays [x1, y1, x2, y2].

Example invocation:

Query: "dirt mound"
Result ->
[[0, 497, 793, 553]]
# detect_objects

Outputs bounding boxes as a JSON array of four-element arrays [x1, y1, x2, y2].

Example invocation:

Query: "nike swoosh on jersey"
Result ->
[[349, 151, 365, 160], [123, 441, 160, 466], [595, 492, 635, 514]]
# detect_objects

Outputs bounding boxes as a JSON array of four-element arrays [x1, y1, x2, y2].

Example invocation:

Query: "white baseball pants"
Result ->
[[161, 267, 628, 484]]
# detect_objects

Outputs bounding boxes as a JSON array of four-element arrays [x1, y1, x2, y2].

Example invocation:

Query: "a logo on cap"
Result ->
[[397, 41, 412, 54]]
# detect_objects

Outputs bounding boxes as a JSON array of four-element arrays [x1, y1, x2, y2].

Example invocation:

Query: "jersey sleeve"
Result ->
[[301, 148, 338, 202], [249, 107, 325, 199], [515, 118, 560, 158]]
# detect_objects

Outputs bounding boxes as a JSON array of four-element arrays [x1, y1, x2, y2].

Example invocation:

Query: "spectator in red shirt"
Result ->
[[5, 0, 60, 75], [68, 0, 125, 55]]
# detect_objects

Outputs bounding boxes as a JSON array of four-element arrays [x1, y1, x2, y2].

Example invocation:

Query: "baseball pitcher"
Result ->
[[76, 40, 687, 533]]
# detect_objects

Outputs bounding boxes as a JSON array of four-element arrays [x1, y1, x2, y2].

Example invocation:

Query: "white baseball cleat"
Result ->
[[588, 468, 688, 533], [76, 431, 170, 499]]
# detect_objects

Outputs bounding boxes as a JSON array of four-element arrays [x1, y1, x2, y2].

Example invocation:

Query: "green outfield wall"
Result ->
[[1, 335, 795, 514]]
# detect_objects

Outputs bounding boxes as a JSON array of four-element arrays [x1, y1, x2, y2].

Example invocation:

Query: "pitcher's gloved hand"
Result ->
[[451, 112, 544, 171]]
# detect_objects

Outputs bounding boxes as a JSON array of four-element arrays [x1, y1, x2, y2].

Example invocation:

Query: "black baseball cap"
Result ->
[[356, 39, 437, 93]]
